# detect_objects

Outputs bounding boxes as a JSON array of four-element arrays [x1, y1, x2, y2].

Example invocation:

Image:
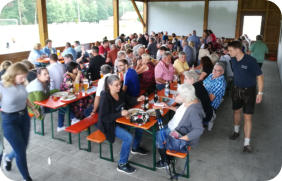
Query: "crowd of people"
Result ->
[[0, 30, 267, 179]]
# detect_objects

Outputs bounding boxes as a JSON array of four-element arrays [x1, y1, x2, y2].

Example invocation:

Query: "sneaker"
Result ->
[[71, 118, 80, 125], [131, 147, 149, 155], [117, 163, 136, 174], [243, 145, 253, 153], [156, 160, 168, 169], [3, 156, 12, 171], [229, 132, 240, 140], [57, 126, 66, 132]]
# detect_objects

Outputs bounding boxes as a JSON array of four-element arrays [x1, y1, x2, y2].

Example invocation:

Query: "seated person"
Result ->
[[99, 39, 110, 58], [198, 56, 214, 81], [62, 42, 77, 61], [91, 64, 113, 115], [125, 48, 134, 67], [173, 51, 189, 75], [47, 54, 66, 91], [76, 45, 90, 64], [97, 75, 146, 174], [156, 46, 167, 61], [21, 60, 37, 83], [117, 59, 140, 97], [0, 60, 12, 80], [135, 53, 155, 92], [60, 62, 93, 125], [203, 62, 226, 111], [63, 54, 74, 65], [114, 51, 127, 73], [183, 71, 215, 130], [28, 43, 47, 67], [26, 68, 51, 121], [106, 44, 119, 66], [155, 84, 205, 168], [88, 46, 106, 80], [154, 51, 175, 90], [42, 39, 56, 57], [74, 40, 81, 54]]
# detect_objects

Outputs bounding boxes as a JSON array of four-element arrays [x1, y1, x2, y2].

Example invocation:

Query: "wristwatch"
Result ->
[[258, 92, 263, 95]]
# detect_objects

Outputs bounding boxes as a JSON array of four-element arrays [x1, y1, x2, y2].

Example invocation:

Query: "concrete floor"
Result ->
[[2, 60, 282, 181]]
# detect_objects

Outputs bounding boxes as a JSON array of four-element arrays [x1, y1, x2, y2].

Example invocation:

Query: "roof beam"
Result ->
[[131, 0, 146, 27], [113, 0, 119, 38], [203, 0, 209, 31]]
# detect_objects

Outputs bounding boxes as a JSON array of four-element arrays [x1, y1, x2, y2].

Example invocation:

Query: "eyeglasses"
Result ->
[[213, 69, 222, 73]]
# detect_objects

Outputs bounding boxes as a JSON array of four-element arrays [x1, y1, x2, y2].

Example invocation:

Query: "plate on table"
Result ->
[[51, 91, 68, 98], [60, 94, 76, 102], [128, 108, 144, 116], [146, 109, 163, 117]]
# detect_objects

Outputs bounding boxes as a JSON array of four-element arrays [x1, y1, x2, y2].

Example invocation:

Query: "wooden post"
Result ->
[[235, 0, 243, 39], [131, 0, 145, 27], [143, 0, 148, 33], [113, 0, 119, 39], [203, 0, 209, 31], [263, 1, 269, 41], [36, 0, 48, 46]]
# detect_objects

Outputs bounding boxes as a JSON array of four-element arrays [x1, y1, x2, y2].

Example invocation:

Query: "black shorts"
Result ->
[[231, 86, 256, 114]]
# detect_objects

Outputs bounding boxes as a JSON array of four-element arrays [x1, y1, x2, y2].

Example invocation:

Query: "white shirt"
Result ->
[[96, 73, 112, 96], [47, 62, 65, 90], [168, 104, 187, 131]]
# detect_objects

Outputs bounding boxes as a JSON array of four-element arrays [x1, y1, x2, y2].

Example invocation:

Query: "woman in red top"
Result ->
[[135, 54, 155, 92]]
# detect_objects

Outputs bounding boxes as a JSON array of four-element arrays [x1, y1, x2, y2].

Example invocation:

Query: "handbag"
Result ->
[[166, 135, 189, 153]]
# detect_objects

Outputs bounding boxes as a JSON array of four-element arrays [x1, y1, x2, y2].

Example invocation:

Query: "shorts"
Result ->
[[231, 86, 256, 114]]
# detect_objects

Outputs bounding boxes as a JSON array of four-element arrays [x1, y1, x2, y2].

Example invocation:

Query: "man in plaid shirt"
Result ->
[[203, 62, 227, 110]]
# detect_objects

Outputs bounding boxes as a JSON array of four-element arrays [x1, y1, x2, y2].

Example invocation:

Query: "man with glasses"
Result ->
[[203, 62, 226, 130], [155, 51, 175, 90]]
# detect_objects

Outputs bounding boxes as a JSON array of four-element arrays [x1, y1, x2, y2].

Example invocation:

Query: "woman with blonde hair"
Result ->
[[27, 43, 46, 67], [136, 53, 155, 92], [0, 60, 12, 80], [0, 63, 39, 181]]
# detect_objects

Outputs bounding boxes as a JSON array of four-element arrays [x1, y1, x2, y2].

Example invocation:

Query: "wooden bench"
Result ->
[[87, 130, 114, 162], [166, 146, 191, 179], [65, 114, 99, 151]]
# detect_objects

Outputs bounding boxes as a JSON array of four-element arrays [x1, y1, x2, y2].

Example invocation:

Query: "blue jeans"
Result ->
[[156, 127, 170, 149], [1, 109, 31, 180], [156, 83, 165, 90], [115, 126, 143, 164], [57, 105, 93, 128]]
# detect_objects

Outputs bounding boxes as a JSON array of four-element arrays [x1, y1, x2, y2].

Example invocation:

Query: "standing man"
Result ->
[[228, 41, 263, 153], [88, 46, 106, 81], [250, 35, 268, 68]]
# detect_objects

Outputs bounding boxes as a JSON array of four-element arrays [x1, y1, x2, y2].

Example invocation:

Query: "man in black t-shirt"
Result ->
[[227, 41, 263, 153], [88, 46, 106, 81]]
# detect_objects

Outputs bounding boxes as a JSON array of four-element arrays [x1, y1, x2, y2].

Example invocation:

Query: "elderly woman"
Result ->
[[60, 62, 93, 125], [98, 75, 146, 174], [183, 71, 214, 130], [135, 53, 155, 92], [0, 63, 40, 181], [27, 43, 46, 67], [156, 83, 205, 168]]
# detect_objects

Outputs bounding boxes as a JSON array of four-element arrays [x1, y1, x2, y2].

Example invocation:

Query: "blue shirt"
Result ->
[[203, 74, 226, 110], [42, 46, 56, 57], [124, 68, 140, 97], [188, 35, 200, 50], [28, 49, 45, 65], [62, 47, 77, 60], [231, 54, 262, 88], [183, 45, 194, 66]]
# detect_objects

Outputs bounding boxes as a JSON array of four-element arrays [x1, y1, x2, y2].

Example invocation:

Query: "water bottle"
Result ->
[[144, 93, 149, 111], [165, 82, 170, 97]]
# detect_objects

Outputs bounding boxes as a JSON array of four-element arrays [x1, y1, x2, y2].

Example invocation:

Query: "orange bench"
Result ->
[[87, 130, 114, 162], [166, 146, 191, 179], [65, 114, 99, 151]]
